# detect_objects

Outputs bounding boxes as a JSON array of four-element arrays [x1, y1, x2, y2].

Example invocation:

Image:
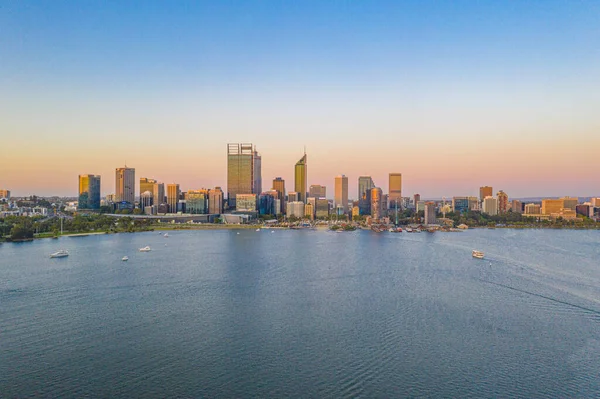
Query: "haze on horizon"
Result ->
[[1, 1, 598, 199]]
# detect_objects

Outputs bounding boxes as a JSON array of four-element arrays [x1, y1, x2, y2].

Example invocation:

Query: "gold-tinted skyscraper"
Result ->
[[294, 152, 307, 203], [115, 166, 135, 204], [167, 183, 180, 213], [389, 173, 402, 208], [78, 174, 101, 209], [480, 186, 493, 202], [334, 175, 348, 213], [227, 143, 261, 208]]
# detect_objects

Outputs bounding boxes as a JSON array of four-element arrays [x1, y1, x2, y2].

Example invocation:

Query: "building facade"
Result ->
[[227, 143, 260, 208], [287, 201, 305, 218], [334, 175, 348, 213], [186, 190, 209, 214], [524, 203, 541, 215], [388, 173, 402, 208], [424, 201, 437, 225], [511, 199, 523, 214], [309, 184, 326, 199], [483, 196, 499, 216], [208, 187, 224, 214], [0, 189, 10, 199], [115, 166, 135, 204], [166, 184, 180, 213], [139, 178, 157, 204], [78, 174, 101, 210], [497, 190, 509, 214], [452, 196, 470, 213], [480, 186, 493, 202], [358, 176, 375, 202], [315, 198, 329, 218], [272, 177, 286, 214], [236, 194, 257, 212], [370, 187, 383, 220], [294, 153, 307, 203]]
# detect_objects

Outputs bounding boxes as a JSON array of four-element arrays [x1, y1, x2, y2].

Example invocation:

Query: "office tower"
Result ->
[[272, 177, 286, 213], [576, 204, 591, 217], [309, 184, 326, 199], [358, 176, 375, 200], [562, 197, 578, 211], [288, 191, 299, 202], [253, 149, 262, 194], [304, 202, 314, 220], [424, 202, 437, 225], [287, 201, 305, 218], [115, 166, 135, 204], [334, 175, 348, 213], [258, 191, 278, 215], [541, 199, 564, 215], [78, 174, 101, 209], [140, 191, 153, 214], [227, 143, 260, 208], [452, 197, 469, 213], [139, 178, 157, 203], [389, 173, 402, 208], [370, 187, 383, 220], [236, 194, 257, 212], [153, 182, 165, 206], [186, 190, 209, 214], [480, 186, 493, 202], [167, 184, 180, 213], [0, 189, 10, 199], [511, 199, 523, 214], [497, 190, 509, 214], [416, 200, 425, 212], [483, 196, 499, 216], [294, 152, 307, 203], [413, 193, 421, 209], [315, 199, 329, 218], [524, 203, 541, 215], [209, 187, 224, 214], [468, 196, 480, 211], [591, 198, 600, 207]]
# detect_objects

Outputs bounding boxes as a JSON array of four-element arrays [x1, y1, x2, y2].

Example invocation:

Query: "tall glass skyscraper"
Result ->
[[115, 166, 135, 204], [227, 143, 261, 208], [358, 176, 374, 200], [78, 174, 101, 209], [294, 152, 307, 203]]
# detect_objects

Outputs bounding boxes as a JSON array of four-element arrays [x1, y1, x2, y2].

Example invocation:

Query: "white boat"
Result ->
[[164, 233, 169, 238], [472, 250, 485, 259], [50, 250, 69, 258], [256, 229, 260, 232], [139, 246, 152, 252], [122, 256, 129, 261]]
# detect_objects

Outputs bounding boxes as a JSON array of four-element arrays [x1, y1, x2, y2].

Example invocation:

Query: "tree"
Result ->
[[10, 224, 34, 240]]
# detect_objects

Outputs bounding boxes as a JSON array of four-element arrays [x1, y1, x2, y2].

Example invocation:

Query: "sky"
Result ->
[[1, 0, 599, 199]]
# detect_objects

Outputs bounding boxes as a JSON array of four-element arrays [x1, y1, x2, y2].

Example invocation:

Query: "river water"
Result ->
[[1, 228, 600, 397]]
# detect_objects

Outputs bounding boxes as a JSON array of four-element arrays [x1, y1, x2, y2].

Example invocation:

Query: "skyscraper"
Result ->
[[115, 166, 135, 204], [371, 187, 383, 220], [227, 143, 260, 208], [272, 177, 286, 213], [209, 187, 224, 214], [0, 189, 10, 199], [497, 190, 509, 214], [480, 186, 493, 202], [140, 177, 157, 204], [358, 176, 375, 200], [483, 196, 499, 215], [167, 183, 180, 213], [309, 184, 326, 199], [78, 174, 101, 209], [153, 182, 165, 206], [334, 175, 348, 213], [424, 202, 437, 225], [294, 152, 307, 203], [389, 173, 402, 208]]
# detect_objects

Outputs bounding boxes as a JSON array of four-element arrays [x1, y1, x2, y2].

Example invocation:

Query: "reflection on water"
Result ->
[[1, 229, 599, 397]]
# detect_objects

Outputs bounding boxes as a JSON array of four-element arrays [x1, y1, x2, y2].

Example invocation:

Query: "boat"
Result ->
[[389, 227, 403, 233], [472, 250, 485, 259], [164, 233, 169, 238], [406, 227, 413, 233], [122, 256, 129, 261], [256, 229, 260, 232], [50, 250, 69, 258], [139, 246, 152, 252]]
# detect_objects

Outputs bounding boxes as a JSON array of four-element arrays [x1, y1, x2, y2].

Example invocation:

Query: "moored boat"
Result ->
[[472, 250, 484, 259], [122, 256, 129, 261], [139, 246, 152, 252], [50, 250, 69, 258]]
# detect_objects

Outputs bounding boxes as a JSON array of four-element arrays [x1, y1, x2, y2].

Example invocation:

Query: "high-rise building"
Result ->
[[468, 196, 480, 211], [227, 143, 260, 208], [424, 202, 437, 225], [115, 166, 135, 204], [140, 178, 157, 203], [576, 204, 591, 217], [524, 203, 541, 215], [288, 191, 299, 203], [480, 186, 493, 202], [497, 190, 509, 214], [511, 199, 523, 214], [236, 194, 257, 212], [78, 174, 101, 209], [370, 187, 383, 220], [167, 184, 180, 213], [452, 197, 469, 213], [287, 201, 305, 218], [258, 190, 279, 215], [334, 175, 348, 213], [542, 199, 564, 215], [294, 152, 307, 203], [153, 182, 165, 206], [272, 177, 286, 213], [483, 196, 499, 216], [140, 191, 153, 214], [315, 198, 329, 218], [0, 189, 10, 199], [562, 197, 578, 211], [309, 184, 326, 199], [358, 176, 375, 201], [209, 187, 224, 214], [304, 202, 314, 220], [389, 173, 402, 208], [591, 198, 600, 207], [186, 190, 209, 214], [413, 193, 421, 209]]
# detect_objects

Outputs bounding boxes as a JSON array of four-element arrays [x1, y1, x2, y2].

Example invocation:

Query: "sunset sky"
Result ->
[[1, 1, 599, 198]]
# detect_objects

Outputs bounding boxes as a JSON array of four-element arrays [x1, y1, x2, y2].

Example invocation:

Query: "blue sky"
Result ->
[[1, 1, 599, 197]]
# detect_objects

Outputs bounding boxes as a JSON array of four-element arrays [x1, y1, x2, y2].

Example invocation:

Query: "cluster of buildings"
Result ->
[[4, 143, 600, 225]]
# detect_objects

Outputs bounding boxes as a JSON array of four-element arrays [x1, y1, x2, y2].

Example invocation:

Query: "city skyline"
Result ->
[[1, 2, 599, 197]]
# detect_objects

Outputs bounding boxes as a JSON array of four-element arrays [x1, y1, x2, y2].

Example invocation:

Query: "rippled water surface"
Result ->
[[1, 229, 600, 397]]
